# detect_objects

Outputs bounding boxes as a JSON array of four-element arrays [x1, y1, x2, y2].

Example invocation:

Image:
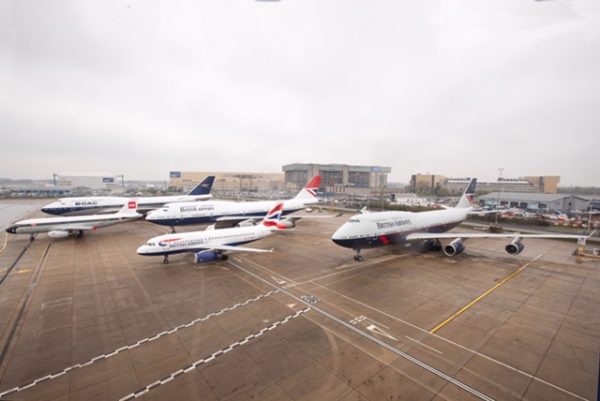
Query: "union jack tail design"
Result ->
[[262, 202, 287, 229]]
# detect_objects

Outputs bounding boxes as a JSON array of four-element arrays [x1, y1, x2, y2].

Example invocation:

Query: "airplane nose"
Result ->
[[6, 225, 16, 234]]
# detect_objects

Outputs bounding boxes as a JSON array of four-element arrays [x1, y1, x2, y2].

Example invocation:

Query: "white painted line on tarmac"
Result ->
[[0, 289, 280, 399], [405, 336, 443, 355], [118, 307, 311, 401]]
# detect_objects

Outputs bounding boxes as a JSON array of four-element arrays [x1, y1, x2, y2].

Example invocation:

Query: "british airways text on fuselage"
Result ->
[[179, 205, 214, 213], [375, 219, 412, 230]]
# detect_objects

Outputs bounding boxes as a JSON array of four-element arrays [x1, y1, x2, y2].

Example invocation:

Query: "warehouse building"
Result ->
[[478, 192, 591, 212], [282, 163, 391, 194], [53, 174, 124, 191], [169, 171, 284, 193], [410, 174, 560, 194]]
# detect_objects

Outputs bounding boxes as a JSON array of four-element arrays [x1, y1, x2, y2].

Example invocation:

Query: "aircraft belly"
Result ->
[[332, 232, 404, 249], [424, 220, 462, 234]]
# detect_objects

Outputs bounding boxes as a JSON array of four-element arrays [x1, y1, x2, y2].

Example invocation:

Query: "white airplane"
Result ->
[[332, 178, 592, 261], [137, 202, 289, 264], [41, 176, 215, 216], [145, 175, 322, 230], [6, 200, 142, 240]]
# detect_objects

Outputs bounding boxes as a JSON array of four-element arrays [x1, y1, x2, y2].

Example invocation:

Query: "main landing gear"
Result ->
[[163, 255, 169, 264], [76, 230, 84, 238], [170, 227, 176, 234], [220, 254, 229, 261], [353, 249, 363, 262], [423, 239, 442, 252]]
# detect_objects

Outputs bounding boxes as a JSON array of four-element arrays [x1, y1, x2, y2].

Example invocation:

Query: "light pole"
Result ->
[[494, 168, 504, 226], [115, 174, 125, 187]]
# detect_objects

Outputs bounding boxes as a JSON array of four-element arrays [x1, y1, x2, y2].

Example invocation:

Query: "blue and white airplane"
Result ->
[[332, 178, 592, 261], [41, 176, 215, 216], [137, 202, 289, 264], [145, 175, 321, 230]]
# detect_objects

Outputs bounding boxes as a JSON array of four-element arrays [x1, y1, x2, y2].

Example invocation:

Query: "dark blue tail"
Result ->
[[187, 176, 215, 195]]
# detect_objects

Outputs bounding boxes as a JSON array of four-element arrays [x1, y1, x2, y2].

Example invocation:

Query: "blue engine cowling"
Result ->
[[505, 239, 525, 255], [194, 251, 219, 263], [443, 239, 465, 257]]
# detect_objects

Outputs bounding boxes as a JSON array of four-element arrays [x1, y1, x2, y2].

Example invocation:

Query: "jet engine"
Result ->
[[278, 219, 296, 229], [48, 230, 69, 239], [443, 238, 465, 257], [505, 238, 525, 255], [194, 251, 227, 263]]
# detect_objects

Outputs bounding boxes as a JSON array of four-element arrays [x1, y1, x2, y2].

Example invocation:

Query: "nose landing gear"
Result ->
[[353, 249, 363, 262]]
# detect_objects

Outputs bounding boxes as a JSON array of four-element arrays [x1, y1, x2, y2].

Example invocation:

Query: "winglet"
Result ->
[[187, 176, 215, 196]]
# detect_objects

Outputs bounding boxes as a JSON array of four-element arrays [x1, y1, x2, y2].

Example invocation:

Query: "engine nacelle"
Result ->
[[194, 251, 219, 264], [279, 218, 296, 229], [48, 230, 69, 239], [443, 239, 465, 257], [237, 221, 255, 228], [505, 238, 525, 255]]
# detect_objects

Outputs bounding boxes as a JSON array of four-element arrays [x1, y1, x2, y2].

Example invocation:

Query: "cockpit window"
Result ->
[[349, 218, 360, 223]]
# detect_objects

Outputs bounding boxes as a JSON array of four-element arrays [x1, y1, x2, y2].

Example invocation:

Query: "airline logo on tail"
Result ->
[[128, 200, 137, 209], [262, 202, 287, 229], [456, 178, 478, 209], [305, 175, 321, 196]]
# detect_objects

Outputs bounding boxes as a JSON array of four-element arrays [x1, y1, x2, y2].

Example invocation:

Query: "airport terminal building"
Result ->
[[478, 192, 592, 212], [411, 174, 560, 194], [282, 163, 391, 195], [169, 171, 284, 193]]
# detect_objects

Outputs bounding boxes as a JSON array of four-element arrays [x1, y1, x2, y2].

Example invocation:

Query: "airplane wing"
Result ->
[[207, 244, 274, 253], [214, 216, 260, 229], [405, 232, 589, 241], [60, 224, 98, 231]]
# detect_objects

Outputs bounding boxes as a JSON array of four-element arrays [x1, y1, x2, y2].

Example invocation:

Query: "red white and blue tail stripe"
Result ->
[[262, 202, 287, 229], [294, 175, 321, 200]]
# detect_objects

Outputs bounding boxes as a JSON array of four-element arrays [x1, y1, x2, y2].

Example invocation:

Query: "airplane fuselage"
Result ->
[[332, 208, 469, 250], [137, 225, 273, 256], [6, 214, 142, 235], [41, 194, 212, 216], [145, 199, 314, 227]]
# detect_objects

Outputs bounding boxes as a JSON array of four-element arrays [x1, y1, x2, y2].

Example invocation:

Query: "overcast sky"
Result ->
[[1, 1, 599, 185]]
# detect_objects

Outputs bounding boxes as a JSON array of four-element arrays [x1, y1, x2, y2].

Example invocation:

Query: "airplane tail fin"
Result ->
[[293, 175, 321, 202], [116, 199, 139, 216], [456, 178, 477, 209], [262, 202, 287, 230], [187, 176, 215, 196]]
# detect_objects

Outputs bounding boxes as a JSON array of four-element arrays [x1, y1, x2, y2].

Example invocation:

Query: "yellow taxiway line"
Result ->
[[429, 255, 541, 334]]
